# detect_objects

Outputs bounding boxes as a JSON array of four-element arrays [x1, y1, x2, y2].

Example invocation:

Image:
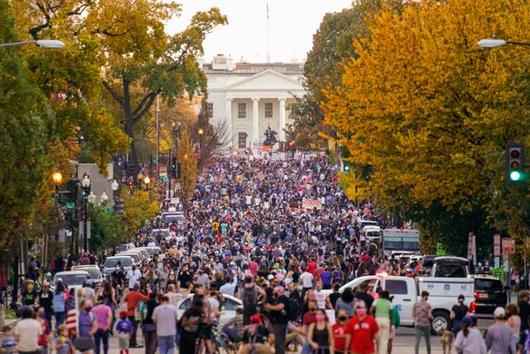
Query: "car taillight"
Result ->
[[474, 291, 488, 299], [470, 302, 476, 313]]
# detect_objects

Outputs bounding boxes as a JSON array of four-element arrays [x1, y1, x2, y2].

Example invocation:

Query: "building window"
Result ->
[[265, 102, 273, 118], [206, 103, 213, 118], [238, 103, 247, 118], [238, 132, 247, 148]]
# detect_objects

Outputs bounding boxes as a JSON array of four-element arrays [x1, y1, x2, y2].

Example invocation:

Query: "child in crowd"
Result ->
[[0, 326, 16, 354], [115, 310, 133, 354], [55, 324, 74, 354]]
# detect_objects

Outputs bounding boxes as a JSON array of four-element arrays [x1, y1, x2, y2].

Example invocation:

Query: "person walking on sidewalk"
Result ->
[[413, 291, 432, 354]]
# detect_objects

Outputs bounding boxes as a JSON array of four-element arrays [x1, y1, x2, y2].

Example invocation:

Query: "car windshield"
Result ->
[[104, 257, 132, 267], [54, 273, 87, 286], [434, 263, 467, 277]]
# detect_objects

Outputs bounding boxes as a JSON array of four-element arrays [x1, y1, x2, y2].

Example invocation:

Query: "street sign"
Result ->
[[502, 238, 515, 255], [64, 201, 76, 210], [494, 234, 501, 256], [467, 233, 476, 263], [436, 243, 446, 256]]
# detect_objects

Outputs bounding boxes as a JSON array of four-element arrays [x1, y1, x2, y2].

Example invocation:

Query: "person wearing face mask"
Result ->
[[73, 300, 97, 353], [332, 309, 349, 354], [344, 301, 379, 354], [307, 309, 334, 354], [450, 294, 469, 335]]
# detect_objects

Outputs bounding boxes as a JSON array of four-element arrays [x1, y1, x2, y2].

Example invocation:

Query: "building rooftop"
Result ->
[[203, 54, 303, 75]]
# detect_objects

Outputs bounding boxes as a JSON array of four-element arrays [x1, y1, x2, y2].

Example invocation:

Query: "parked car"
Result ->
[[71, 265, 103, 287], [161, 211, 185, 225], [103, 255, 134, 276], [149, 228, 170, 243], [176, 294, 242, 326], [472, 276, 508, 316], [52, 271, 89, 291]]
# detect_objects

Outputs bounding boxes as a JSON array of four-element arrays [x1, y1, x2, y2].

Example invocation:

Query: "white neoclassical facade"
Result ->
[[204, 55, 306, 148]]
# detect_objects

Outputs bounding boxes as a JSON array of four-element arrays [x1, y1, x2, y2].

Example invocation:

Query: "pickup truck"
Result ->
[[338, 275, 474, 334]]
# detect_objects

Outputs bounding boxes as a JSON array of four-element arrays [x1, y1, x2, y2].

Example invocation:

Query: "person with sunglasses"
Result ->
[[332, 309, 349, 354]]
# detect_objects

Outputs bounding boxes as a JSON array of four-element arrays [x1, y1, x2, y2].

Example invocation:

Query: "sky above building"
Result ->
[[166, 0, 352, 63]]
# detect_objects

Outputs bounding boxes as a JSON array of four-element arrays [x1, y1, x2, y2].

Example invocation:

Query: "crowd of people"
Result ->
[[3, 154, 530, 354]]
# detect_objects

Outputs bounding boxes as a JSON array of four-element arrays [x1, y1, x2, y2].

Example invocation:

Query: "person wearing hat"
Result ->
[[38, 280, 54, 331], [453, 316, 486, 354], [240, 314, 272, 354], [485, 307, 513, 354]]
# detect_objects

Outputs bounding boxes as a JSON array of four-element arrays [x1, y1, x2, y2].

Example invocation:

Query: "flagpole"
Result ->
[[266, 0, 271, 63]]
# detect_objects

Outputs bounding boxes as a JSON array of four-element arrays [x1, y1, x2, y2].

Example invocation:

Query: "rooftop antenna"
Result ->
[[266, 0, 271, 63]]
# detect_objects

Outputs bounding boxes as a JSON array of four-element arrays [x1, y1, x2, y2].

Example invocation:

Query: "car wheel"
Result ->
[[431, 310, 450, 335]]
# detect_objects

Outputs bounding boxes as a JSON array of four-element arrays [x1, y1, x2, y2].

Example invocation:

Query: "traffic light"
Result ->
[[170, 157, 177, 178], [506, 144, 525, 183]]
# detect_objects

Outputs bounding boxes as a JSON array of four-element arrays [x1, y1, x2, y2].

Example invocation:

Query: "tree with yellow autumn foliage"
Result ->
[[323, 0, 530, 255], [177, 130, 197, 201]]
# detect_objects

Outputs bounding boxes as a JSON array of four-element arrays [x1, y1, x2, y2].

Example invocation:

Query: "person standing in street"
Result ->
[[14, 306, 42, 354], [485, 307, 514, 354], [152, 295, 179, 354], [123, 283, 149, 348], [91, 296, 113, 354], [413, 291, 432, 354], [38, 281, 54, 331], [344, 301, 379, 354], [126, 265, 142, 291], [452, 317, 486, 354], [450, 294, 469, 335], [142, 292, 159, 354], [265, 285, 290, 354], [372, 290, 392, 354]]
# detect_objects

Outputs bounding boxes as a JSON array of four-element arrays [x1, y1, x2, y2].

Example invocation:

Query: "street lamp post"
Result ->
[[0, 39, 65, 49], [143, 176, 151, 191], [80, 174, 91, 253], [478, 38, 530, 48]]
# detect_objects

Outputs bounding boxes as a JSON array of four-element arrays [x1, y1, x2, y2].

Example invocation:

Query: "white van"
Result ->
[[338, 275, 474, 333]]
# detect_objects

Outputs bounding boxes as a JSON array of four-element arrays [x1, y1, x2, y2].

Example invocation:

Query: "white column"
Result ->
[[279, 98, 286, 142], [252, 98, 259, 143], [225, 98, 233, 147]]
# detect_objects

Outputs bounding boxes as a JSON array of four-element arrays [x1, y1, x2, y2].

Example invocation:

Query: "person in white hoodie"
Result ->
[[453, 316, 487, 354]]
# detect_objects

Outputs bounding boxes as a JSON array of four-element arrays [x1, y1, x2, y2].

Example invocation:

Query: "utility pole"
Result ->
[[156, 94, 161, 177]]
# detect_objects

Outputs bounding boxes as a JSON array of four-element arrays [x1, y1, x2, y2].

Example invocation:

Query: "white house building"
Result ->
[[204, 55, 306, 149]]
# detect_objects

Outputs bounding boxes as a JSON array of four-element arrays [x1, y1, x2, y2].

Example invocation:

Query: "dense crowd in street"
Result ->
[[3, 154, 530, 354]]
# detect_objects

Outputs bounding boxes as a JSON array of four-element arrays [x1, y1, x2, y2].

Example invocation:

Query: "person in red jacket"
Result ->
[[123, 284, 149, 348], [345, 301, 379, 354]]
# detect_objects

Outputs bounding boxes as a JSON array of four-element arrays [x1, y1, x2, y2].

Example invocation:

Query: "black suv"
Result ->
[[473, 276, 508, 315]]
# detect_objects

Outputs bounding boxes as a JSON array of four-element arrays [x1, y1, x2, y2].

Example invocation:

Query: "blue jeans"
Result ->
[[158, 335, 176, 354], [94, 329, 109, 354], [55, 311, 66, 328]]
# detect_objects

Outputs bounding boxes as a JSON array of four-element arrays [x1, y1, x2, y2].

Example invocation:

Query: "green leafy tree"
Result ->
[[122, 190, 159, 238], [99, 2, 227, 174], [89, 205, 125, 253], [289, 1, 403, 150], [0, 0, 53, 249]]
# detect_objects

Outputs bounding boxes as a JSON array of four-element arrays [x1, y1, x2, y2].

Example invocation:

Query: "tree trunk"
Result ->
[[122, 79, 139, 177]]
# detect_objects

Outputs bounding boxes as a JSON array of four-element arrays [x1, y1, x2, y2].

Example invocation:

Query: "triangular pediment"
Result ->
[[225, 69, 303, 91]]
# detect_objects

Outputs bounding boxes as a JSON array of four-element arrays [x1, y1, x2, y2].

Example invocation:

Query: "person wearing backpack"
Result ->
[[264, 286, 290, 354], [238, 276, 265, 325]]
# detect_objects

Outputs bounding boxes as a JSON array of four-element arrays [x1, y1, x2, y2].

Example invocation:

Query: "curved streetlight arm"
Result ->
[[506, 40, 530, 46], [0, 39, 65, 49]]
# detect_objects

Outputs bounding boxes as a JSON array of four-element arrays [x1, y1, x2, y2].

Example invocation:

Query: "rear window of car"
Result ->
[[105, 257, 132, 267], [475, 278, 502, 291]]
